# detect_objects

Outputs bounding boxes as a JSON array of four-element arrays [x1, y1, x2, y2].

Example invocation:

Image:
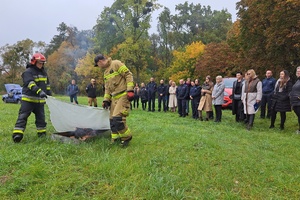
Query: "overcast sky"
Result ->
[[0, 0, 238, 47]]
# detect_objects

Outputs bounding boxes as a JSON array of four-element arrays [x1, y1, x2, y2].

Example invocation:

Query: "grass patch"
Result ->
[[0, 96, 300, 199]]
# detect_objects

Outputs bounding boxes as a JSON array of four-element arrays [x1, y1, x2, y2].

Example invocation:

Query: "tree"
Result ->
[[195, 42, 241, 81], [163, 2, 232, 48], [93, 0, 160, 81], [0, 39, 44, 84], [45, 22, 69, 56], [46, 41, 82, 94], [236, 0, 300, 76], [167, 41, 205, 82], [75, 52, 103, 94]]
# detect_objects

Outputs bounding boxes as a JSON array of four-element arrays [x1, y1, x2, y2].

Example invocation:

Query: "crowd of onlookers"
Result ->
[[131, 67, 300, 133]]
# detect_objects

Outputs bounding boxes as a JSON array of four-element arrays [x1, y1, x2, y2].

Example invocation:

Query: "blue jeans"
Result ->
[[70, 95, 78, 104]]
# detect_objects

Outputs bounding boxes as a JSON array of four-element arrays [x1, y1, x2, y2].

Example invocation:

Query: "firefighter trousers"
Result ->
[[109, 94, 132, 141], [13, 101, 47, 135]]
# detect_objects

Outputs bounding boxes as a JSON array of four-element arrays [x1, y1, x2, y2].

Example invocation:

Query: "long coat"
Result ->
[[241, 77, 262, 114], [271, 79, 293, 112], [212, 82, 225, 105], [198, 82, 213, 111], [232, 80, 244, 115], [290, 78, 300, 107], [168, 86, 177, 108]]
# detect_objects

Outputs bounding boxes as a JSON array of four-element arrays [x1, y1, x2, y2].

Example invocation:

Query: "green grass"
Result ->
[[1, 96, 300, 199]]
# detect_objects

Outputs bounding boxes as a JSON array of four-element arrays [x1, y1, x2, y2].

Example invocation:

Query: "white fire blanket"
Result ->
[[46, 96, 110, 132]]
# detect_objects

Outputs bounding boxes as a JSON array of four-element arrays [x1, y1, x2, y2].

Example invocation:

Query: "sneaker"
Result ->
[[12, 133, 23, 143], [269, 125, 274, 129], [120, 136, 132, 147]]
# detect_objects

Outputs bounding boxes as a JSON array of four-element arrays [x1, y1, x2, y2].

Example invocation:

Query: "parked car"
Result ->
[[2, 84, 22, 104], [222, 77, 237, 109]]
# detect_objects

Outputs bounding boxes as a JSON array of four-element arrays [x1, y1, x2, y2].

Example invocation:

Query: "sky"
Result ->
[[0, 0, 238, 47]]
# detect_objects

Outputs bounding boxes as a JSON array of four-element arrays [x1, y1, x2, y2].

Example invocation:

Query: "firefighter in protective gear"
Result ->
[[94, 54, 134, 147], [12, 53, 52, 143]]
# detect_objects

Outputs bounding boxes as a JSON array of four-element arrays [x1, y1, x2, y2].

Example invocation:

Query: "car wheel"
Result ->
[[17, 99, 21, 104], [4, 98, 7, 103]]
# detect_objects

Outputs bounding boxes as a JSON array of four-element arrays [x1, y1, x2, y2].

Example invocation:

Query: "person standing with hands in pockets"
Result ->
[[94, 54, 134, 147]]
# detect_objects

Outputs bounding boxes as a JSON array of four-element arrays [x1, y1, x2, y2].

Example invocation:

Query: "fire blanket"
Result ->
[[46, 96, 110, 132]]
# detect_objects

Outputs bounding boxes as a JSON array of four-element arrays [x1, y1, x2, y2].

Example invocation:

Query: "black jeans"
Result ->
[[148, 94, 156, 111], [133, 96, 139, 108], [178, 99, 187, 116], [214, 105, 222, 122], [260, 93, 272, 118], [191, 98, 200, 119], [158, 95, 167, 111]]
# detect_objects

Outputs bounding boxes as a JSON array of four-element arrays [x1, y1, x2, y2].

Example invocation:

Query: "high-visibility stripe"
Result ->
[[112, 91, 127, 99], [28, 82, 36, 89], [13, 130, 24, 134], [34, 77, 47, 82], [104, 94, 111, 99], [121, 109, 129, 116], [37, 129, 46, 133], [118, 65, 129, 73], [120, 128, 131, 138], [111, 133, 119, 139], [36, 89, 41, 94], [127, 82, 134, 87], [46, 86, 50, 90], [104, 72, 119, 80], [21, 97, 46, 103]]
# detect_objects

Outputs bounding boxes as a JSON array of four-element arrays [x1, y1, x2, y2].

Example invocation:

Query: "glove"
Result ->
[[39, 90, 48, 98], [102, 101, 110, 109], [127, 91, 134, 101]]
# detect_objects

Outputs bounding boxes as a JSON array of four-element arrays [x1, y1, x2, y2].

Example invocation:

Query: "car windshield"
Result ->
[[223, 78, 237, 88]]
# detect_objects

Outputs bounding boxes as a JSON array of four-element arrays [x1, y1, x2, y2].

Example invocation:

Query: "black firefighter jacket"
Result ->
[[21, 63, 51, 103]]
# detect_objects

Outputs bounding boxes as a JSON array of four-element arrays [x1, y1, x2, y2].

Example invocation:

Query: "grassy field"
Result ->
[[1, 96, 300, 199]]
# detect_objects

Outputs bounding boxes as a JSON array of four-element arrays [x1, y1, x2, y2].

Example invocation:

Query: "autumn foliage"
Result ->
[[167, 41, 205, 82]]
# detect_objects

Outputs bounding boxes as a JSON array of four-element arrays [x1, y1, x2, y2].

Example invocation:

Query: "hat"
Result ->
[[94, 54, 105, 67]]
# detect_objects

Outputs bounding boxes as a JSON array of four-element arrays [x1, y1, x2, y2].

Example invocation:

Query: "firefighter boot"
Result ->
[[12, 133, 23, 143], [120, 136, 132, 147]]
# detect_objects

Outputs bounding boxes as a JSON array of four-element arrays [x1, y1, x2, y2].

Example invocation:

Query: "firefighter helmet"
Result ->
[[30, 53, 46, 65]]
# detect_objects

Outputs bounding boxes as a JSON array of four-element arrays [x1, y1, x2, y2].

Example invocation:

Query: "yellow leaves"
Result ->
[[168, 41, 205, 80], [75, 52, 103, 86], [75, 52, 98, 77]]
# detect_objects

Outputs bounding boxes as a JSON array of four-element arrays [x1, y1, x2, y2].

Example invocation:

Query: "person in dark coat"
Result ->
[[133, 83, 140, 109], [269, 70, 293, 130], [176, 79, 189, 117], [232, 72, 245, 122], [260, 70, 276, 118], [157, 79, 167, 112], [67, 79, 79, 104], [290, 66, 300, 134], [140, 83, 148, 110], [85, 78, 97, 107], [190, 79, 201, 119], [146, 77, 157, 112]]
